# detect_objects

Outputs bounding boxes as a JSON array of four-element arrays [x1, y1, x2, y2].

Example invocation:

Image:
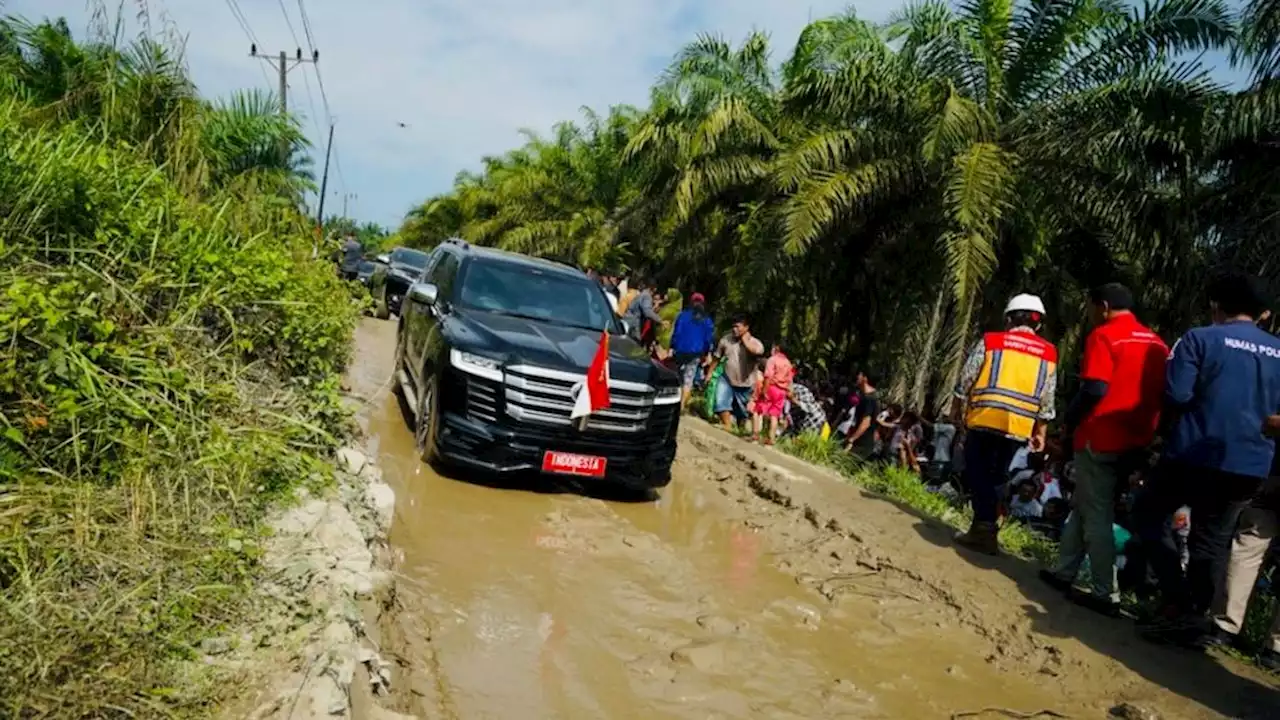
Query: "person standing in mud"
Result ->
[[1039, 283, 1167, 616], [951, 294, 1058, 556], [1133, 272, 1280, 643], [670, 292, 716, 408], [708, 314, 765, 432], [339, 232, 363, 281], [841, 370, 880, 458]]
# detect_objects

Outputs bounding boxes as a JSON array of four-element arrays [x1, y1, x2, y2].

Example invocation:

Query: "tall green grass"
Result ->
[[0, 88, 356, 716]]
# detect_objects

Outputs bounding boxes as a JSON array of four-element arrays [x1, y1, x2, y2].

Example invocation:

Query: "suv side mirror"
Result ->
[[376, 253, 391, 264], [618, 317, 638, 339], [408, 282, 439, 306]]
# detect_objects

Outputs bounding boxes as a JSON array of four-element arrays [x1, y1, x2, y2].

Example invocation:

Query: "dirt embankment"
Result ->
[[674, 425, 1279, 719], [209, 440, 411, 720]]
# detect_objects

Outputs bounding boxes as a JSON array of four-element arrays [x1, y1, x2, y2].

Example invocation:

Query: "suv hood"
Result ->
[[448, 307, 675, 387], [388, 262, 421, 280]]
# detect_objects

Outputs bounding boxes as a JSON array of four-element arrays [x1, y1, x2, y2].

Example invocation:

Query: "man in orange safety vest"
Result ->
[[951, 294, 1059, 555]]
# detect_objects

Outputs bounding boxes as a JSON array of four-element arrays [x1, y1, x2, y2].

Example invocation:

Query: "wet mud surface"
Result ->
[[346, 318, 1279, 719]]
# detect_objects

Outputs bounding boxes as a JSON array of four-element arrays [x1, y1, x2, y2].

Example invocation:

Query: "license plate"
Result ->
[[541, 451, 607, 478]]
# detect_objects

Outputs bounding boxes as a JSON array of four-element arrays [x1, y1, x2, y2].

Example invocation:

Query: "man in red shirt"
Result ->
[[1040, 283, 1168, 615]]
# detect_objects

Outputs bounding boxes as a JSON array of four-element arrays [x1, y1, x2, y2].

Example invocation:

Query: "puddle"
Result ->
[[346, 318, 1072, 719]]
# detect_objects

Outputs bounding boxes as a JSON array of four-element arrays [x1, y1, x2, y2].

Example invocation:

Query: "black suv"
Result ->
[[393, 239, 681, 492], [370, 246, 432, 319]]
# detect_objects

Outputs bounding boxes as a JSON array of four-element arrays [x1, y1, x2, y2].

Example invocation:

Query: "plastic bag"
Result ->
[[702, 364, 724, 420]]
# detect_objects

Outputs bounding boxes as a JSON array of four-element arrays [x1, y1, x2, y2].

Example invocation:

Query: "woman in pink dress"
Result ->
[[752, 343, 794, 445]]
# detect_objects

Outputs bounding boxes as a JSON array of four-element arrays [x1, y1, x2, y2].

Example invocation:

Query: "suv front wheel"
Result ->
[[414, 373, 441, 465]]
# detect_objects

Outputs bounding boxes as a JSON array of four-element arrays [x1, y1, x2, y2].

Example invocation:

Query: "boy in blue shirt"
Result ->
[[669, 292, 716, 408], [1136, 271, 1280, 643]]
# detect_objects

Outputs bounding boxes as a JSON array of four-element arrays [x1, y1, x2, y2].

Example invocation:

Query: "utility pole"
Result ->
[[342, 192, 358, 218], [250, 44, 318, 114], [249, 44, 319, 159], [313, 122, 335, 257]]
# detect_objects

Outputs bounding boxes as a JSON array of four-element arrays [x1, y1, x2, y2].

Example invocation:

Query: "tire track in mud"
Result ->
[[678, 424, 1280, 720], [349, 317, 1275, 719], [683, 430, 1066, 677]]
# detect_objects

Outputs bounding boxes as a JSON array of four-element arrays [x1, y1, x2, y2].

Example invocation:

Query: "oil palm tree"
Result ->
[[0, 15, 313, 200]]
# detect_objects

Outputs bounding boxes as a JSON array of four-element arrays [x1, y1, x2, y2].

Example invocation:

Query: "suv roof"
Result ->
[[441, 238, 583, 280]]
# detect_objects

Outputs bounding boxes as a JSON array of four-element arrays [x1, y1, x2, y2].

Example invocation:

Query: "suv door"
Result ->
[[405, 249, 461, 383], [399, 248, 440, 382]]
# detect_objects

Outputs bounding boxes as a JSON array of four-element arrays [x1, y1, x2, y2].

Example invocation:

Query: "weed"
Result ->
[[0, 16, 358, 717]]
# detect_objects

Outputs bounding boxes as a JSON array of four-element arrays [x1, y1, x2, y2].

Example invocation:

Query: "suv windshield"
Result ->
[[457, 259, 617, 332], [390, 248, 430, 269]]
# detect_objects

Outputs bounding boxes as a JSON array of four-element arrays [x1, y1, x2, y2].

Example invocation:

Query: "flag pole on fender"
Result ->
[[570, 330, 612, 430]]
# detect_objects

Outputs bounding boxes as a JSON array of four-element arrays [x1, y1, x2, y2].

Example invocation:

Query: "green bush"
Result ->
[[0, 91, 356, 716]]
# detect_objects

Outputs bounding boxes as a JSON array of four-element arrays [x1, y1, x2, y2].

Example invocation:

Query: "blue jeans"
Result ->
[[714, 380, 752, 420], [962, 429, 1025, 523]]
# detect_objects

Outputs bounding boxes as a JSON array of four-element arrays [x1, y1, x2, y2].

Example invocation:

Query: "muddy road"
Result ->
[[344, 318, 1278, 719]]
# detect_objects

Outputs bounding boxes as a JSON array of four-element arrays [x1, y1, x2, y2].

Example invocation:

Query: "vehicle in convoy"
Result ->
[[368, 247, 432, 319], [355, 259, 378, 285], [392, 238, 681, 492]]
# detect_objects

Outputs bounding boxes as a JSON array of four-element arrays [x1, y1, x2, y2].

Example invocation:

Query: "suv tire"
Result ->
[[375, 286, 391, 320], [415, 373, 441, 466], [391, 324, 407, 400]]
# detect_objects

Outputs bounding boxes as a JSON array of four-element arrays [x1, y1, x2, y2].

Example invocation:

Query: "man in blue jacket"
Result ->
[[1135, 271, 1280, 643], [670, 292, 716, 408]]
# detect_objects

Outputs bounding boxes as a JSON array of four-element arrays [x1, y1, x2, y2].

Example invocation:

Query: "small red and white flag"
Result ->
[[570, 330, 611, 423]]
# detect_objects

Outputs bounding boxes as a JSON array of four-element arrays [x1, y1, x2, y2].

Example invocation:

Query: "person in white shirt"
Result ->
[[926, 417, 957, 485], [1009, 480, 1045, 520], [1008, 445, 1031, 475], [1008, 452, 1063, 503]]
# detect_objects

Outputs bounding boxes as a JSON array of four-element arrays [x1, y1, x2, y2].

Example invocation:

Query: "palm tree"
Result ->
[[0, 15, 314, 202], [765, 0, 1234, 404], [395, 0, 1277, 410]]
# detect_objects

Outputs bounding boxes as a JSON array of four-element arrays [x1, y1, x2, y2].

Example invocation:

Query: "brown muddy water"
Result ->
[[345, 318, 1278, 720]]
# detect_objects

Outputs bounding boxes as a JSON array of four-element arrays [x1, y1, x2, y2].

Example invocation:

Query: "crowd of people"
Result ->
[[589, 268, 1280, 673]]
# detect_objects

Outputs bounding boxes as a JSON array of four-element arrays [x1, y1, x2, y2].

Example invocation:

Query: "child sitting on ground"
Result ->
[[1008, 479, 1045, 520], [1030, 497, 1069, 540]]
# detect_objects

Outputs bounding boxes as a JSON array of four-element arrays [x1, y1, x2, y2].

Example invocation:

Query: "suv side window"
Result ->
[[431, 251, 462, 301], [417, 247, 444, 281]]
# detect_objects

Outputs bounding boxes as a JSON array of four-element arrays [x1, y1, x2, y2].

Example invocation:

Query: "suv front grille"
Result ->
[[465, 375, 500, 423], [503, 364, 655, 434]]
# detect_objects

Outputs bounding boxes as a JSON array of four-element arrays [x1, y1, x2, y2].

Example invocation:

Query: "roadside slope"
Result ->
[[677, 423, 1280, 720]]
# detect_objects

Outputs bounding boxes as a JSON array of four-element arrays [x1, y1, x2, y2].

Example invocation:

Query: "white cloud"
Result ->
[[6, 1, 899, 226]]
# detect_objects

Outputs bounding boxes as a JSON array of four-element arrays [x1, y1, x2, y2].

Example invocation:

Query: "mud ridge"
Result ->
[[688, 426, 1074, 680], [214, 444, 414, 720]]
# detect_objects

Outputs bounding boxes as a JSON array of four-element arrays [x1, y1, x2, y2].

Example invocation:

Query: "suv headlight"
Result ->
[[654, 384, 681, 405], [450, 349, 503, 382]]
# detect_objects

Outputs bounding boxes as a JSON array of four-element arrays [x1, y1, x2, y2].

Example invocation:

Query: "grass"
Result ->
[[0, 80, 358, 716]]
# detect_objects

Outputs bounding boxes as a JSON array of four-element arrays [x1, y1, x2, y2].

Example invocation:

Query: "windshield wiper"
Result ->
[[477, 308, 605, 333]]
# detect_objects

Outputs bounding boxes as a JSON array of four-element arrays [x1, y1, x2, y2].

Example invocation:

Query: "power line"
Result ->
[[276, 0, 302, 50], [296, 0, 318, 53], [294, 0, 344, 203], [295, 0, 334, 122], [224, 0, 273, 88], [274, 0, 325, 167], [224, 0, 258, 45]]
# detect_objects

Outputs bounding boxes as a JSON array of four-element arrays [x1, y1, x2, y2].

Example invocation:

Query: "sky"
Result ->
[[8, 1, 1248, 230]]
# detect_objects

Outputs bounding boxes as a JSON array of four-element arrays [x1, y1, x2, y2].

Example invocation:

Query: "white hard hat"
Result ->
[[1004, 293, 1047, 316]]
